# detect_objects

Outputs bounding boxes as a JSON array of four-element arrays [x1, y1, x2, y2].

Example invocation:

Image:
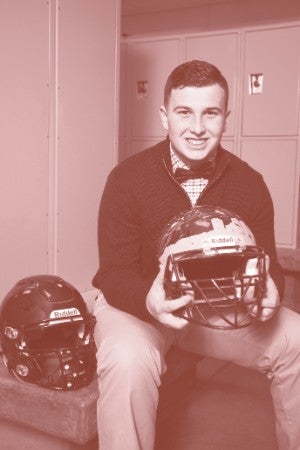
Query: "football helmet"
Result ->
[[159, 206, 267, 329], [0, 275, 96, 390]]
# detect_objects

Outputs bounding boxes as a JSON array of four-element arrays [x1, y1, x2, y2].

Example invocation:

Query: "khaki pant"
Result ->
[[93, 293, 300, 450]]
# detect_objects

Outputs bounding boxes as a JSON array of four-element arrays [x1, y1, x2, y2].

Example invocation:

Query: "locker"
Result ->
[[221, 139, 235, 154], [127, 39, 180, 138], [185, 32, 239, 137], [131, 138, 163, 155], [241, 139, 298, 247], [242, 26, 300, 136]]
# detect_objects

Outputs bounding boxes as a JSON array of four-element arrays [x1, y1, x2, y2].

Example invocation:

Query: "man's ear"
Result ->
[[159, 105, 169, 131]]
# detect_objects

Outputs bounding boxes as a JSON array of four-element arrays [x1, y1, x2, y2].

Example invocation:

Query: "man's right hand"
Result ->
[[146, 262, 193, 329]]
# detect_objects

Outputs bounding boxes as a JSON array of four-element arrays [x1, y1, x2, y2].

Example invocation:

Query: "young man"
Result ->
[[92, 60, 300, 450]]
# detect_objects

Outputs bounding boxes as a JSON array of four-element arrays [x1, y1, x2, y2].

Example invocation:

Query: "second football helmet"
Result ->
[[0, 275, 96, 390], [159, 206, 267, 329]]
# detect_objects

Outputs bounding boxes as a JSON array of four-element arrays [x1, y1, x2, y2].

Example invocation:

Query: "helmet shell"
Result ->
[[0, 275, 96, 390], [159, 206, 266, 329], [159, 205, 256, 265]]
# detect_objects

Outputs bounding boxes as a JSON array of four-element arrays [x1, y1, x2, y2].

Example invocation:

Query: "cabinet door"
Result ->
[[185, 32, 239, 137], [241, 140, 298, 247], [127, 39, 180, 138], [242, 26, 300, 136]]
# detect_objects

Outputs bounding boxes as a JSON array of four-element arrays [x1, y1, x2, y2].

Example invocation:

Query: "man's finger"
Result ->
[[163, 294, 193, 313]]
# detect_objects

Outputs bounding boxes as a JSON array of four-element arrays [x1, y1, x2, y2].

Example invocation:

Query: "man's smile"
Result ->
[[185, 137, 208, 149]]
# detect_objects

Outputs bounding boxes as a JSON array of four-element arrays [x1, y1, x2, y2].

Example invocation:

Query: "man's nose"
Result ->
[[189, 115, 205, 134]]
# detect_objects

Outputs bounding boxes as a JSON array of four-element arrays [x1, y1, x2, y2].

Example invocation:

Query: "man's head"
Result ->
[[163, 60, 229, 109], [160, 60, 230, 166]]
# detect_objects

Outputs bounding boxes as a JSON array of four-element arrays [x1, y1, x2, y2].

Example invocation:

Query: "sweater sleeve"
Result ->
[[247, 174, 285, 300], [92, 169, 154, 320]]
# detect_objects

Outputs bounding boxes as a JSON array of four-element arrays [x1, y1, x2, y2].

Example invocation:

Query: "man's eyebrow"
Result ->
[[173, 105, 191, 110], [204, 106, 222, 111], [173, 105, 223, 113]]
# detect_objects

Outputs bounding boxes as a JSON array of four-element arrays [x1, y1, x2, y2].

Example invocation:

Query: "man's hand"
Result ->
[[146, 263, 193, 329], [250, 255, 280, 321]]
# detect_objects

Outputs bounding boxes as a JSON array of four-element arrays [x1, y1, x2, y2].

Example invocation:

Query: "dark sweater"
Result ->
[[92, 139, 284, 320]]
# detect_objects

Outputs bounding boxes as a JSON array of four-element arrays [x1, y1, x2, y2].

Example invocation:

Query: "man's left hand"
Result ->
[[251, 255, 280, 321]]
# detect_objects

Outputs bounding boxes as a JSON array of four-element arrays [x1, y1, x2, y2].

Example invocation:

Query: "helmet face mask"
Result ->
[[160, 206, 267, 330], [0, 275, 96, 390]]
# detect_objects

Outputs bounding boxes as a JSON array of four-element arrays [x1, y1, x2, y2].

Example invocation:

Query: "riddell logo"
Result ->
[[49, 308, 80, 319], [211, 236, 234, 244]]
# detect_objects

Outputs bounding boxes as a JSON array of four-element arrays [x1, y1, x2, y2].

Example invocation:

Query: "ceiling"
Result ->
[[122, 0, 237, 16]]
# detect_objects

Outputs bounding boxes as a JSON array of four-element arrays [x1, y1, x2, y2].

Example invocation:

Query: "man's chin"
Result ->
[[181, 149, 212, 165], [171, 141, 218, 164]]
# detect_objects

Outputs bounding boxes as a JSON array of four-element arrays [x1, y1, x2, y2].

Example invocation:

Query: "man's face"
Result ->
[[160, 84, 230, 167]]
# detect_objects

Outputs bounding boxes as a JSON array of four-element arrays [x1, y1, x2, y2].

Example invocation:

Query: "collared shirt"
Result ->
[[170, 145, 209, 206]]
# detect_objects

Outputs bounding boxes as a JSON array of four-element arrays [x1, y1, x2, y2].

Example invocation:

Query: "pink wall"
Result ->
[[0, 0, 120, 302]]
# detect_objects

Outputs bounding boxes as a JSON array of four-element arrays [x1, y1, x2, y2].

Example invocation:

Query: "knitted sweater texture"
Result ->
[[92, 139, 284, 320]]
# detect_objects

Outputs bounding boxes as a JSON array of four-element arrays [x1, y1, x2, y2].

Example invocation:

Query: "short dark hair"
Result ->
[[164, 60, 229, 108]]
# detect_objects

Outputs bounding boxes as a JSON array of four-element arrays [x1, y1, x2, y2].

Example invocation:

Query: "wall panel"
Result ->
[[56, 0, 119, 292], [0, 1, 120, 302], [0, 0, 49, 300]]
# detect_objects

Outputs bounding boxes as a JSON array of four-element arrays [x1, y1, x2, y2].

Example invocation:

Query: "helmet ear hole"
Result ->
[[159, 205, 266, 330], [14, 356, 39, 381], [0, 275, 96, 390]]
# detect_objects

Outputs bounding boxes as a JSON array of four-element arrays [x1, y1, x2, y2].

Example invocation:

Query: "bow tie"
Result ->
[[174, 163, 214, 183]]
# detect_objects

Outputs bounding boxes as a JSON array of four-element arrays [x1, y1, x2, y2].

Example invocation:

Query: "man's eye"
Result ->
[[178, 110, 191, 117], [205, 110, 218, 117]]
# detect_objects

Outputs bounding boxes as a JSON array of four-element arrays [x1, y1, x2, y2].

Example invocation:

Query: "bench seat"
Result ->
[[0, 347, 198, 450]]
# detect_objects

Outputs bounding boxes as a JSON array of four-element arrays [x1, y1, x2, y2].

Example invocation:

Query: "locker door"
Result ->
[[241, 140, 298, 247], [242, 26, 300, 136], [185, 33, 239, 137], [127, 39, 180, 138]]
